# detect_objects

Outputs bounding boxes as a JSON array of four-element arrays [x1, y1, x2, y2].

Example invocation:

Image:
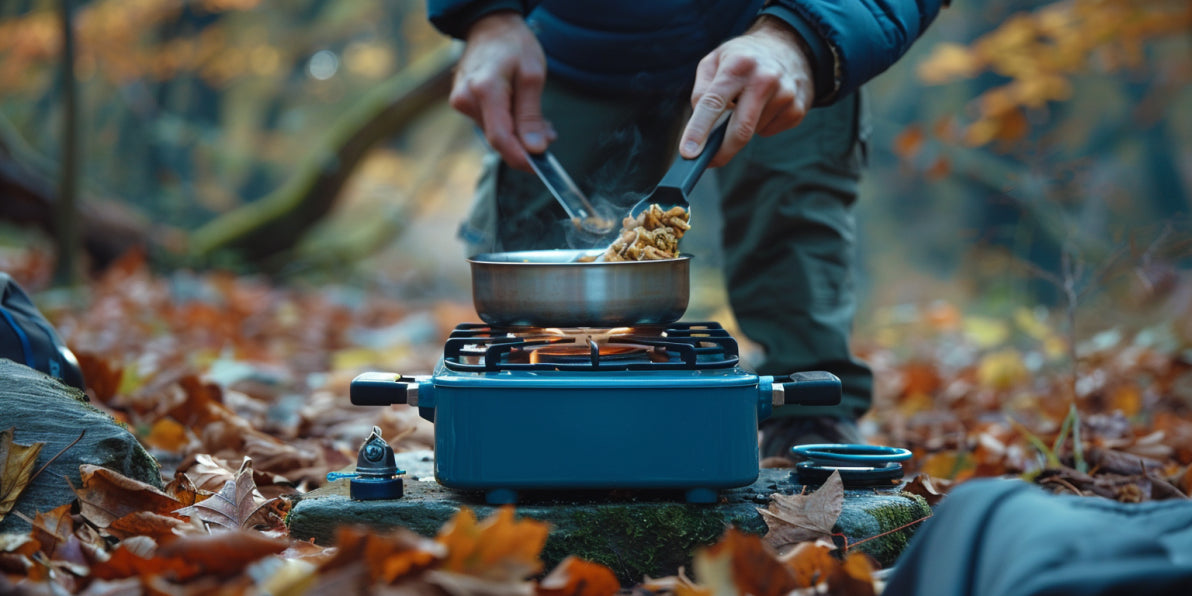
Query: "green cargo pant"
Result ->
[[458, 80, 872, 420]]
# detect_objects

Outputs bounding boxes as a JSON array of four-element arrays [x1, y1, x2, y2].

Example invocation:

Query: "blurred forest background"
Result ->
[[0, 0, 1189, 343]]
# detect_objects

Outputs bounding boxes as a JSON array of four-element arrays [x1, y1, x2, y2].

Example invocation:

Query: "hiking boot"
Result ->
[[759, 416, 863, 461]]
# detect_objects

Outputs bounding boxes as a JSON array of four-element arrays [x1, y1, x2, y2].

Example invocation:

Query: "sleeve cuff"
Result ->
[[758, 3, 840, 105], [429, 0, 526, 40]]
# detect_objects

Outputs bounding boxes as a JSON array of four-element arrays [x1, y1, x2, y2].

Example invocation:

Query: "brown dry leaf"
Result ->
[[437, 506, 550, 581], [74, 352, 123, 403], [75, 464, 183, 528], [93, 530, 288, 584], [692, 527, 797, 596], [107, 511, 191, 541], [0, 428, 45, 523], [179, 453, 239, 493], [758, 470, 844, 553], [536, 556, 620, 596], [163, 374, 232, 428], [28, 503, 85, 560], [903, 473, 948, 506], [174, 458, 280, 531], [156, 529, 290, 579], [162, 472, 201, 508], [832, 552, 878, 596]]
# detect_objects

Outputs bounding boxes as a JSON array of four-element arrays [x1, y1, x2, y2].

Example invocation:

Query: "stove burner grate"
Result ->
[[442, 322, 740, 372]]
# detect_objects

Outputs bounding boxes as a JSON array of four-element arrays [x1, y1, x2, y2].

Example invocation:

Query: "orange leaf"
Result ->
[[901, 362, 942, 398], [144, 418, 190, 452], [917, 451, 974, 482], [537, 556, 620, 596], [694, 528, 797, 596], [1109, 384, 1143, 418], [437, 506, 550, 581], [91, 540, 197, 581], [320, 525, 445, 584], [780, 541, 839, 588], [0, 428, 45, 523]]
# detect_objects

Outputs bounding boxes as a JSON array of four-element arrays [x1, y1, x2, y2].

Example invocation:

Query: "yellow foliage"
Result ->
[[919, 0, 1192, 146], [977, 348, 1030, 391], [963, 316, 1011, 348]]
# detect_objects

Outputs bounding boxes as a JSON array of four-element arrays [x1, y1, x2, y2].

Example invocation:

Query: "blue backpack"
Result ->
[[0, 272, 86, 392]]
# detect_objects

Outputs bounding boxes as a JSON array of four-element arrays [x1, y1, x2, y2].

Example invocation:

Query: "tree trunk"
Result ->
[[187, 42, 460, 266], [53, 0, 80, 286]]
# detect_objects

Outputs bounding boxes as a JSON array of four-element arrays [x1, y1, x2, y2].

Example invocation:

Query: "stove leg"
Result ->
[[684, 488, 718, 504], [485, 488, 518, 505]]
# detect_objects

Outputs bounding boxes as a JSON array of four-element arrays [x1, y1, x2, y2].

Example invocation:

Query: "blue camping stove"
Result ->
[[350, 322, 840, 504]]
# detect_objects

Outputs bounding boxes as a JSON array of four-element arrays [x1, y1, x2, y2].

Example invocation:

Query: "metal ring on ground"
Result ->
[[791, 443, 913, 488], [791, 443, 912, 466]]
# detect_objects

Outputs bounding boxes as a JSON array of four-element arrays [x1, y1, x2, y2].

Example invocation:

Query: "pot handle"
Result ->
[[351, 372, 415, 406], [778, 371, 841, 406]]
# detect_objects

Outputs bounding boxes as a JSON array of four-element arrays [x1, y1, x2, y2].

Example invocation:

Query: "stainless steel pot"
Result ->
[[468, 249, 690, 327]]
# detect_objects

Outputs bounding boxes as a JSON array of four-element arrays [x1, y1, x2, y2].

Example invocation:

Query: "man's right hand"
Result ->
[[449, 11, 554, 171]]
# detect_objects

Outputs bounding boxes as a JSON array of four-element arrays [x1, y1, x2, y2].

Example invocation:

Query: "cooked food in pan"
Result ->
[[581, 204, 690, 262]]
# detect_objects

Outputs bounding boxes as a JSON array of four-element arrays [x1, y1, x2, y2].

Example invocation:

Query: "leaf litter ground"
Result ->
[[1, 249, 1190, 594]]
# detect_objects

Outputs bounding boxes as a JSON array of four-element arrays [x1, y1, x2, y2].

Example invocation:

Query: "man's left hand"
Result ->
[[680, 15, 816, 168]]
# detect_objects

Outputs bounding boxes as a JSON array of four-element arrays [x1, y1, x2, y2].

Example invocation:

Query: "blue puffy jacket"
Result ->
[[427, 0, 946, 104]]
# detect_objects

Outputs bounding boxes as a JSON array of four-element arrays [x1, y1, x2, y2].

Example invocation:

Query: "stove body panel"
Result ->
[[424, 365, 767, 492]]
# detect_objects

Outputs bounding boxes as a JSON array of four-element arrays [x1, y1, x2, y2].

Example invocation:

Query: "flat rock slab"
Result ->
[[288, 451, 930, 583]]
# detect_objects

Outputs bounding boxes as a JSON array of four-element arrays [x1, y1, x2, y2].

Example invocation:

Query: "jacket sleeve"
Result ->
[[426, 0, 537, 39], [760, 0, 947, 105]]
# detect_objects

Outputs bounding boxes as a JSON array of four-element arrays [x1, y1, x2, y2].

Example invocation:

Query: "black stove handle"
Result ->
[[351, 372, 411, 406], [781, 371, 842, 407]]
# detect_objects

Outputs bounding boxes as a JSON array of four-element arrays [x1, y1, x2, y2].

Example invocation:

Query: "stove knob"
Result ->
[[350, 426, 404, 500]]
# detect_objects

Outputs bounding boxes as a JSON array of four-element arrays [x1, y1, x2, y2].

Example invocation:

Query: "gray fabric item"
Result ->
[[885, 478, 1192, 596]]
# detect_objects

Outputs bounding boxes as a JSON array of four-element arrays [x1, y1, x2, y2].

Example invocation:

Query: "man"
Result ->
[[427, 0, 945, 458]]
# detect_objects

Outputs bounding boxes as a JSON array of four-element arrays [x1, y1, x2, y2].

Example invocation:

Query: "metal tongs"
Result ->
[[528, 151, 615, 235]]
